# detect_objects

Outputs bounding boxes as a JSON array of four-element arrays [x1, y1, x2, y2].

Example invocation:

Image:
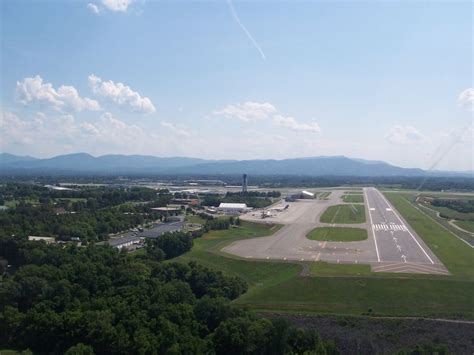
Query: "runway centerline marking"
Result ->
[[364, 188, 381, 262]]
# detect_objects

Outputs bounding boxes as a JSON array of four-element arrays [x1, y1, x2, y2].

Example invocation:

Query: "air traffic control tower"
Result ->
[[242, 174, 248, 193]]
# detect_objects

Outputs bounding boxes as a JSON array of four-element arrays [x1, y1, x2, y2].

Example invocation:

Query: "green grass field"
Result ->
[[186, 214, 208, 224], [454, 220, 474, 233], [237, 276, 474, 319], [425, 204, 474, 221], [173, 192, 474, 319], [306, 227, 367, 242], [342, 194, 364, 203], [320, 204, 366, 224]]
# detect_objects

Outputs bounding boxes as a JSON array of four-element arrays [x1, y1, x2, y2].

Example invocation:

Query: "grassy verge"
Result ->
[[454, 220, 474, 233], [320, 204, 366, 224], [308, 262, 372, 276], [342, 194, 364, 203], [237, 276, 474, 319], [176, 222, 301, 292], [306, 227, 367, 242], [185, 214, 207, 224], [384, 192, 474, 279]]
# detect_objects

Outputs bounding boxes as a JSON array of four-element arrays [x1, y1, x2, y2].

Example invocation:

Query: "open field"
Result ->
[[238, 276, 474, 319], [306, 227, 367, 242], [455, 220, 474, 233], [415, 201, 474, 246], [425, 204, 474, 221], [342, 194, 364, 203], [320, 204, 366, 224]]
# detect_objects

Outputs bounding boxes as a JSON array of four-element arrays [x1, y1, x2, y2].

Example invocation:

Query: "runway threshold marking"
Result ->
[[376, 189, 435, 264], [364, 188, 381, 262]]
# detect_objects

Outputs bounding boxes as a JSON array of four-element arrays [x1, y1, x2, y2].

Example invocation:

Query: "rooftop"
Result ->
[[218, 203, 248, 209]]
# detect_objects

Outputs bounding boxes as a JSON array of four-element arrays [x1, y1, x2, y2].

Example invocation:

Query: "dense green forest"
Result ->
[[0, 236, 338, 354], [0, 185, 172, 242], [431, 199, 474, 215]]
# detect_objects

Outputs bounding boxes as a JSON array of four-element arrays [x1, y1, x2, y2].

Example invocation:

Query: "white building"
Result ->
[[218, 203, 249, 214], [28, 236, 55, 244], [301, 190, 315, 199]]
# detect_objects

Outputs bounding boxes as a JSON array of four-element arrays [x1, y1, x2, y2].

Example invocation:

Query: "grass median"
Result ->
[[342, 194, 364, 203], [320, 204, 366, 224], [306, 227, 367, 242]]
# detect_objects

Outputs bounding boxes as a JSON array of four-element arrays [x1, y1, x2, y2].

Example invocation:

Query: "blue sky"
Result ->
[[1, 0, 472, 170]]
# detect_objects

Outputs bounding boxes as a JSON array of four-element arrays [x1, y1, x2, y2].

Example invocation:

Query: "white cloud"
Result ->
[[87, 3, 100, 14], [101, 0, 135, 12], [386, 125, 427, 145], [272, 115, 321, 133], [88, 74, 156, 114], [458, 88, 474, 111], [16, 75, 100, 112], [161, 121, 192, 137], [80, 112, 144, 143], [213, 101, 276, 122]]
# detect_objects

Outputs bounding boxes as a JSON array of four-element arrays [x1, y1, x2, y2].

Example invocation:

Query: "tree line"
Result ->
[[0, 236, 338, 354]]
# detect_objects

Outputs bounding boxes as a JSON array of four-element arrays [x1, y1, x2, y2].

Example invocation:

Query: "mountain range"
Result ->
[[0, 153, 471, 177]]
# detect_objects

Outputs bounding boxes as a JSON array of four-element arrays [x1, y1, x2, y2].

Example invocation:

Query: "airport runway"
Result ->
[[364, 188, 448, 274], [223, 188, 449, 275]]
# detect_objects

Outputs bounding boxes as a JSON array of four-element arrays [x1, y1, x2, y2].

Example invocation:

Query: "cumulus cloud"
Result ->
[[80, 112, 144, 143], [386, 125, 427, 145], [87, 3, 100, 14], [213, 101, 276, 122], [102, 0, 135, 12], [458, 88, 474, 111], [16, 75, 100, 112], [0, 110, 147, 156], [213, 101, 321, 134], [88, 74, 156, 114], [272, 115, 321, 133], [161, 121, 192, 137]]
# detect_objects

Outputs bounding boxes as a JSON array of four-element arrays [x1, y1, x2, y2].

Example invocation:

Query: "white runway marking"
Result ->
[[376, 189, 435, 264], [373, 223, 407, 231]]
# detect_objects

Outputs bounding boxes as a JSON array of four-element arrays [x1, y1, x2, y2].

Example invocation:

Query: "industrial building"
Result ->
[[286, 190, 315, 201], [218, 202, 250, 214], [106, 235, 143, 250]]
